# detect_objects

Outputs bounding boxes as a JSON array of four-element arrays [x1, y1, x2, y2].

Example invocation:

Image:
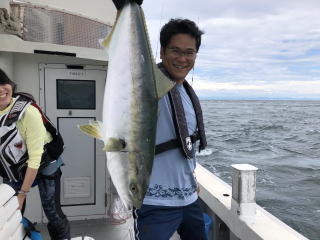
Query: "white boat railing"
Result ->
[[0, 184, 99, 240], [0, 164, 310, 240], [196, 163, 309, 240]]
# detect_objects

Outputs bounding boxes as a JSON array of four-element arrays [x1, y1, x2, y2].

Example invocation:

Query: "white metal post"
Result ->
[[231, 164, 258, 217]]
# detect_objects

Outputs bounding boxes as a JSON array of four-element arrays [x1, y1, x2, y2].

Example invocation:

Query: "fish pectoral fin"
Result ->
[[153, 63, 176, 99], [103, 138, 126, 152], [89, 120, 103, 130], [78, 121, 103, 140]]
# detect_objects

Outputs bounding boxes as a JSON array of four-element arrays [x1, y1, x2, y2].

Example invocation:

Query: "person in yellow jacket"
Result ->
[[0, 68, 70, 240]]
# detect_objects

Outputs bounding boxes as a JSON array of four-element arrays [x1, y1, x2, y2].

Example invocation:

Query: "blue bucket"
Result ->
[[203, 213, 213, 240], [21, 217, 43, 240]]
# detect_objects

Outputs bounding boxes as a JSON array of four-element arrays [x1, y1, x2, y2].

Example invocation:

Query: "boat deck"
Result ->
[[37, 218, 180, 240]]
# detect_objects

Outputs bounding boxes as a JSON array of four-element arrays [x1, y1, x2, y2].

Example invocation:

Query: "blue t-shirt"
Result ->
[[143, 83, 198, 206]]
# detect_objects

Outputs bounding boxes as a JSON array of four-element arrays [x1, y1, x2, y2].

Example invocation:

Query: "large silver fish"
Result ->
[[79, 1, 174, 209]]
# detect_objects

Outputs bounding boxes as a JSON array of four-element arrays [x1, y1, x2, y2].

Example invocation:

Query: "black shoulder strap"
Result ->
[[3, 95, 32, 126], [13, 93, 64, 160], [155, 139, 179, 155], [31, 103, 65, 160], [183, 81, 207, 151]]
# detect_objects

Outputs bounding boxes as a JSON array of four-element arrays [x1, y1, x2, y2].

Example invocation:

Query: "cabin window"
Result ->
[[57, 79, 96, 109]]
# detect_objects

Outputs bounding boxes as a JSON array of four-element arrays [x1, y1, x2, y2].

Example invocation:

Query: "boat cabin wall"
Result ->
[[0, 52, 106, 105], [0, 52, 109, 222], [0, 52, 14, 79], [14, 0, 117, 25]]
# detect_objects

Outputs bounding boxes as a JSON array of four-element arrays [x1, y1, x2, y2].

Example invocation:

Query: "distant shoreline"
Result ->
[[199, 98, 320, 101]]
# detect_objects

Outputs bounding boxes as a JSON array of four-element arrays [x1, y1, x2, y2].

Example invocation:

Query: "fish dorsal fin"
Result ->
[[100, 10, 121, 50], [100, 25, 114, 50], [78, 120, 103, 140], [153, 63, 175, 99], [138, 5, 175, 99]]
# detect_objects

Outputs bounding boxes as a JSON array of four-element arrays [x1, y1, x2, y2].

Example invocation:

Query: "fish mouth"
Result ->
[[132, 198, 143, 209], [129, 183, 145, 209]]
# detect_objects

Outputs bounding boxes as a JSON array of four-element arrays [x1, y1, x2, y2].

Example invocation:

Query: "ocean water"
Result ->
[[196, 100, 320, 240]]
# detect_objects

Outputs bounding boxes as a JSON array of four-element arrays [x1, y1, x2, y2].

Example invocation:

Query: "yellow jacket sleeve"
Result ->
[[16, 105, 52, 169]]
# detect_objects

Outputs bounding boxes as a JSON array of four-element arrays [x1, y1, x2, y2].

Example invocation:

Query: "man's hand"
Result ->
[[196, 180, 200, 194], [112, 0, 143, 10], [193, 171, 200, 194]]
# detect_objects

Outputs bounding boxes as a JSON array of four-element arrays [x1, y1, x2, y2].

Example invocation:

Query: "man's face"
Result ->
[[0, 83, 12, 110], [160, 33, 197, 83]]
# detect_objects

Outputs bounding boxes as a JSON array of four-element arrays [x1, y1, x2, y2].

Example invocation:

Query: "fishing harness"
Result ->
[[155, 63, 207, 158]]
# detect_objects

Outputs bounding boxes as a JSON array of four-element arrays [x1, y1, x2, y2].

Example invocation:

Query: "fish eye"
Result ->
[[130, 184, 137, 193]]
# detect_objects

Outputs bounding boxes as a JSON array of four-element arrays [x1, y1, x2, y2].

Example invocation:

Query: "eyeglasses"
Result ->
[[166, 47, 197, 59]]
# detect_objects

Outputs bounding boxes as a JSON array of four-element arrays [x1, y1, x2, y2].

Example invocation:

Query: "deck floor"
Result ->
[[37, 218, 180, 240]]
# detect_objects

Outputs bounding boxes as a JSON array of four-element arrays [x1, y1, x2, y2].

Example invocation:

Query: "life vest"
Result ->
[[0, 95, 64, 182], [155, 63, 207, 158]]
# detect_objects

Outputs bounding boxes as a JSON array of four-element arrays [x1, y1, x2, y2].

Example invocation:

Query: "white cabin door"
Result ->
[[41, 64, 107, 219]]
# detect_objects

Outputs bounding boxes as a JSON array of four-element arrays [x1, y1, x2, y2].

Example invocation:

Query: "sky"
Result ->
[[142, 0, 320, 100]]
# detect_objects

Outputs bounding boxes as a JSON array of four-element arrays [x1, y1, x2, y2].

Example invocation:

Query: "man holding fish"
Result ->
[[113, 1, 208, 240], [81, 0, 207, 239]]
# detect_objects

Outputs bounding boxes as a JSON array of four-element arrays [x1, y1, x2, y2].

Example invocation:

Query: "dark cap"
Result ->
[[0, 68, 16, 91]]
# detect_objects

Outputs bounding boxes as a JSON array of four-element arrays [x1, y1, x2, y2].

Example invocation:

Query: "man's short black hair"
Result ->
[[160, 18, 204, 52], [0, 68, 16, 91]]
